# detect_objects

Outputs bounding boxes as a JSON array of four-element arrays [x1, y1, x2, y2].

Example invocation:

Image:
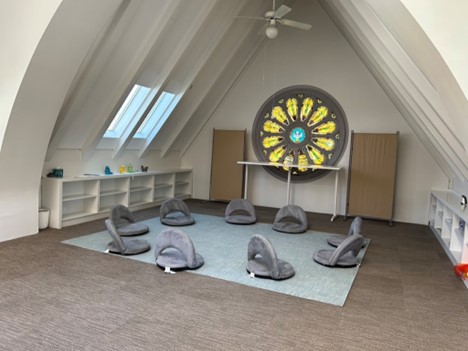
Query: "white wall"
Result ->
[[0, 0, 122, 241], [183, 0, 448, 224], [42, 149, 181, 178], [0, 0, 62, 150]]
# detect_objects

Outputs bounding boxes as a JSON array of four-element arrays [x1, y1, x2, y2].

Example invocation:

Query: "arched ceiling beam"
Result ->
[[319, 0, 468, 180]]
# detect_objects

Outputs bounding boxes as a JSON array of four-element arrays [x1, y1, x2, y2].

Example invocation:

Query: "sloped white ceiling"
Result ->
[[320, 0, 468, 181], [45, 0, 468, 182], [46, 0, 277, 161]]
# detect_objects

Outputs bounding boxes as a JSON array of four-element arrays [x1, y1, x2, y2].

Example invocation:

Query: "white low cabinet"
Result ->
[[41, 169, 192, 229], [428, 190, 468, 288]]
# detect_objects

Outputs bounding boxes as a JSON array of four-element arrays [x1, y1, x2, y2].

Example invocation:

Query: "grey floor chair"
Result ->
[[160, 198, 195, 226], [154, 228, 204, 270], [104, 218, 150, 255], [111, 204, 149, 236], [327, 216, 365, 248], [272, 205, 308, 234], [225, 199, 256, 224], [313, 234, 365, 267], [247, 234, 295, 280]]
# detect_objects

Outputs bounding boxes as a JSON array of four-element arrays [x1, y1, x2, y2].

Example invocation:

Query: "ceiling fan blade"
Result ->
[[234, 15, 267, 21], [280, 18, 312, 30], [275, 5, 291, 19]]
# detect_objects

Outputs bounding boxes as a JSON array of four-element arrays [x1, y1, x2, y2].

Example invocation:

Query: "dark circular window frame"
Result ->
[[251, 85, 348, 183]]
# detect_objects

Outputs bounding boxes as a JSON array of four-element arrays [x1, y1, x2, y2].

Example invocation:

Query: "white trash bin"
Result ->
[[39, 208, 50, 230]]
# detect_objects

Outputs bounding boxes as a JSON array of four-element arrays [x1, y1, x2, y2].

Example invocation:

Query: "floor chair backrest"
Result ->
[[105, 218, 127, 252], [329, 234, 364, 266], [111, 204, 135, 227], [154, 229, 197, 268], [247, 235, 280, 279], [160, 198, 191, 218], [348, 217, 362, 236]]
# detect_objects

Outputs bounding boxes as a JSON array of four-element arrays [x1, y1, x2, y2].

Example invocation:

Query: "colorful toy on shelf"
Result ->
[[141, 165, 148, 172], [127, 163, 134, 173], [104, 166, 113, 175], [119, 165, 126, 174], [454, 263, 468, 280]]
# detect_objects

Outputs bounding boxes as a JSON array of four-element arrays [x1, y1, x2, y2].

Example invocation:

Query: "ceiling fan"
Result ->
[[235, 0, 312, 39]]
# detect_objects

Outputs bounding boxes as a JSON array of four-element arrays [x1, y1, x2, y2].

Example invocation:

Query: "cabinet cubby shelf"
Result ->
[[155, 183, 172, 189], [63, 211, 96, 221], [62, 194, 97, 202], [428, 190, 468, 288], [100, 190, 127, 197], [129, 186, 152, 193], [41, 169, 192, 229]]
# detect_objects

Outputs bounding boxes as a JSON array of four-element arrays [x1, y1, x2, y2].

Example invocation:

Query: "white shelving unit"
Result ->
[[174, 170, 193, 199], [428, 190, 468, 288], [154, 173, 175, 203], [41, 169, 192, 229], [99, 177, 129, 214]]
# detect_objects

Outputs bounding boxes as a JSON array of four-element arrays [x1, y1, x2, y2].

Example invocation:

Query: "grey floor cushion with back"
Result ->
[[160, 198, 195, 226], [104, 218, 151, 255], [272, 205, 308, 234], [246, 234, 295, 280], [111, 204, 149, 236], [225, 198, 257, 224], [327, 216, 366, 248], [154, 228, 204, 270], [313, 234, 365, 267]]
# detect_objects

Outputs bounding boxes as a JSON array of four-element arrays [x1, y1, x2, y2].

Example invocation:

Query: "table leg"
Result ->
[[243, 165, 249, 199], [331, 170, 339, 221]]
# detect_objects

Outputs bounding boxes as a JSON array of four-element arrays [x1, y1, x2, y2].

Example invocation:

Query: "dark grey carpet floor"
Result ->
[[0, 199, 467, 350]]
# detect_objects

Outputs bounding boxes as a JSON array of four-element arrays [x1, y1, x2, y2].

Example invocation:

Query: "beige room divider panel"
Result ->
[[210, 129, 245, 201], [346, 132, 399, 223]]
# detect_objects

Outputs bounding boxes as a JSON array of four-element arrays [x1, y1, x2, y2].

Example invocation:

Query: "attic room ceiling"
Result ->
[[44, 0, 468, 182], [45, 0, 282, 161]]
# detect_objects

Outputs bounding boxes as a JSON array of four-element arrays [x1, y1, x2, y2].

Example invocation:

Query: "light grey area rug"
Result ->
[[62, 214, 369, 306]]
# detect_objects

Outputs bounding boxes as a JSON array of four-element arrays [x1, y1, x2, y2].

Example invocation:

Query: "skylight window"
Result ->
[[133, 91, 178, 139], [104, 84, 151, 138]]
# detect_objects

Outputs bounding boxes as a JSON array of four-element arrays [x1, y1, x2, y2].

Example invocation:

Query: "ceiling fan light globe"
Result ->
[[266, 25, 278, 39]]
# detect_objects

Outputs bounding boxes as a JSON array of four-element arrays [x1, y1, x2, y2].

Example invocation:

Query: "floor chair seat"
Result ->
[[105, 218, 150, 255], [225, 199, 256, 225], [327, 217, 366, 248], [272, 205, 308, 234], [247, 234, 295, 280], [154, 228, 203, 270], [160, 198, 195, 226], [313, 234, 364, 267], [111, 204, 149, 236]]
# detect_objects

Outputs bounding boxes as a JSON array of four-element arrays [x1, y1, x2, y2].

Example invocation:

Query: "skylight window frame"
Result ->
[[133, 91, 179, 139], [104, 84, 152, 139]]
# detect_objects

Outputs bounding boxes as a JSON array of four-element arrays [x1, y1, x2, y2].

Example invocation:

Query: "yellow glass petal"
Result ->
[[263, 120, 285, 133], [307, 106, 329, 127], [262, 136, 283, 148], [300, 97, 314, 121], [311, 121, 336, 135], [312, 137, 335, 151], [286, 98, 298, 121], [272, 106, 289, 126], [306, 144, 325, 165], [297, 150, 308, 172], [269, 145, 286, 162], [282, 150, 295, 171]]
